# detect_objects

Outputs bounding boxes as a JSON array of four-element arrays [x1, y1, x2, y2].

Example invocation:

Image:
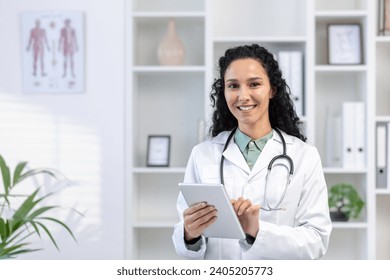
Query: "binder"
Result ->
[[354, 102, 365, 168], [341, 102, 366, 169], [277, 51, 303, 117], [387, 122, 390, 190], [325, 108, 342, 167], [376, 122, 387, 189], [342, 102, 356, 168]]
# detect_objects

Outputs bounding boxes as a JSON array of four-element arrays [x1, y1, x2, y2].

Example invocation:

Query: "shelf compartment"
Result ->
[[315, 17, 366, 65], [213, 0, 306, 38], [322, 228, 367, 259], [376, 196, 390, 259], [315, 71, 367, 168], [325, 173, 368, 224], [133, 228, 183, 260], [132, 72, 205, 168], [131, 173, 182, 223], [376, 43, 390, 116], [133, 17, 205, 66], [214, 41, 306, 77]]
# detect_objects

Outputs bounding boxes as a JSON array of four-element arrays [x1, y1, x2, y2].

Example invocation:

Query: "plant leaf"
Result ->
[[35, 221, 59, 250], [3, 228, 34, 246], [0, 155, 77, 259], [0, 243, 41, 259], [39, 217, 77, 242], [0, 154, 11, 195], [18, 168, 68, 185], [28, 221, 41, 238], [11, 190, 39, 220], [27, 206, 57, 221], [0, 218, 7, 240], [12, 161, 28, 187]]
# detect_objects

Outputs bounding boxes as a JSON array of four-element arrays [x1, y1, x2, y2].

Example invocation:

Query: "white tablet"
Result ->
[[179, 183, 246, 240]]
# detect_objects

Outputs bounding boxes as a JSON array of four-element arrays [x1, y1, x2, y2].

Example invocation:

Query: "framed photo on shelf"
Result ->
[[327, 24, 363, 65], [146, 135, 171, 167]]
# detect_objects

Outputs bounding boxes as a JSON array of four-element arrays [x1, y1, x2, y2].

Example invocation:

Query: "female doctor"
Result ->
[[172, 44, 332, 259]]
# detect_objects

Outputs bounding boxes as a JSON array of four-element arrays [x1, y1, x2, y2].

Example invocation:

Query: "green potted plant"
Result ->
[[328, 183, 365, 222], [0, 154, 77, 259]]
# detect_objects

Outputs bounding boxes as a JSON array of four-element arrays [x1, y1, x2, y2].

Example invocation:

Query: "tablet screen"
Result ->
[[179, 183, 245, 239]]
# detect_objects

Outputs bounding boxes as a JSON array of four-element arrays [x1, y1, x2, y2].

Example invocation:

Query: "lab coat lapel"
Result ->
[[249, 130, 288, 180], [222, 140, 250, 174]]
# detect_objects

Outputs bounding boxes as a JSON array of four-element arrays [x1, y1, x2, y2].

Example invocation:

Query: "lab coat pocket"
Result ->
[[200, 165, 228, 184]]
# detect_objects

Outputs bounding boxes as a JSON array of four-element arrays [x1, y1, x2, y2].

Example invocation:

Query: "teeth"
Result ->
[[239, 106, 255, 111]]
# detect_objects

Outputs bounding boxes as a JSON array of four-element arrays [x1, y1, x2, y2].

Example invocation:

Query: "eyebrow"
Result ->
[[225, 77, 263, 83]]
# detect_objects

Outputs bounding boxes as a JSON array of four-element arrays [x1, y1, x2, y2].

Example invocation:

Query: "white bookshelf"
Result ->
[[125, 0, 207, 260], [373, 0, 390, 260], [125, 0, 387, 260]]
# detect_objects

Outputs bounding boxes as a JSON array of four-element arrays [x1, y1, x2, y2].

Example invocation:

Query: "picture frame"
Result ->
[[327, 24, 363, 65], [21, 11, 85, 93], [146, 135, 171, 167]]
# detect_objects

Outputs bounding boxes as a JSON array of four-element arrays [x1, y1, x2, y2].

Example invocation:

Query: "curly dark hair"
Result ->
[[209, 44, 306, 142]]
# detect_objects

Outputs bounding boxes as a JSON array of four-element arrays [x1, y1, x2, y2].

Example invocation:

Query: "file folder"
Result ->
[[342, 102, 365, 169], [354, 102, 365, 168], [277, 51, 303, 117], [376, 123, 387, 189], [388, 122, 390, 190], [342, 102, 356, 168], [387, 122, 390, 190]]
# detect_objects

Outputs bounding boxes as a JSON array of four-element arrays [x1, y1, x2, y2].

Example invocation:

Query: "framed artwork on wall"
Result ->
[[146, 135, 171, 167], [327, 24, 363, 65], [21, 11, 85, 93]]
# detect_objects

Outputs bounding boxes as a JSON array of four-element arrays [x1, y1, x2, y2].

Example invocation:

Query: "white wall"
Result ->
[[0, 0, 125, 259]]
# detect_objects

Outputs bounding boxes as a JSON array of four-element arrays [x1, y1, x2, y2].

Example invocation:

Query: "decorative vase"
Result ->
[[157, 19, 185, 66]]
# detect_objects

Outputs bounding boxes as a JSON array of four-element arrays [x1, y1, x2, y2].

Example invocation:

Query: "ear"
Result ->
[[269, 88, 276, 99]]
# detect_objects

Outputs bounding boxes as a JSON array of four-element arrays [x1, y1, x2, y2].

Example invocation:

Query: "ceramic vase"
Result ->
[[157, 19, 185, 65]]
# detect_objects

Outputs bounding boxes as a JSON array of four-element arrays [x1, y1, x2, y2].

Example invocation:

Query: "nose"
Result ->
[[238, 87, 250, 102]]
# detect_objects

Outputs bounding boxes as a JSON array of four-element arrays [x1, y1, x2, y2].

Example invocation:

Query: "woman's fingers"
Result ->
[[232, 197, 252, 216], [183, 202, 218, 240], [231, 198, 260, 237]]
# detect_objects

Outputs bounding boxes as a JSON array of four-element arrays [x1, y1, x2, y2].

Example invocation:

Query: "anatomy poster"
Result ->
[[22, 11, 84, 93]]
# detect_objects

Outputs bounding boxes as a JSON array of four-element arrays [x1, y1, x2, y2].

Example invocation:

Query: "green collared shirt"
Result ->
[[234, 129, 273, 170]]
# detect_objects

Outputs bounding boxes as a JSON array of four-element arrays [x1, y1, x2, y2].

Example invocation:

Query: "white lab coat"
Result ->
[[172, 129, 332, 259]]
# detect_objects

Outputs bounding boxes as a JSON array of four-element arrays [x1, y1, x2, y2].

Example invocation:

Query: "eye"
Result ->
[[226, 83, 239, 89], [249, 82, 261, 88]]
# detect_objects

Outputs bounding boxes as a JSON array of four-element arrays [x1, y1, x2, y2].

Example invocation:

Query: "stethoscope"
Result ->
[[220, 127, 294, 211]]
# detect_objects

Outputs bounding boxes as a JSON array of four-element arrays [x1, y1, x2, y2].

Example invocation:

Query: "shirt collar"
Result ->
[[234, 128, 273, 153]]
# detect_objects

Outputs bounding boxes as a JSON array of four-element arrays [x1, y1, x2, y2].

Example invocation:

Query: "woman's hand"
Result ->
[[183, 202, 218, 241], [231, 197, 260, 237]]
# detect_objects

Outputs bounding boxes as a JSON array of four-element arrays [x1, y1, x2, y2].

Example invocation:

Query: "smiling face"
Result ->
[[224, 58, 274, 138]]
